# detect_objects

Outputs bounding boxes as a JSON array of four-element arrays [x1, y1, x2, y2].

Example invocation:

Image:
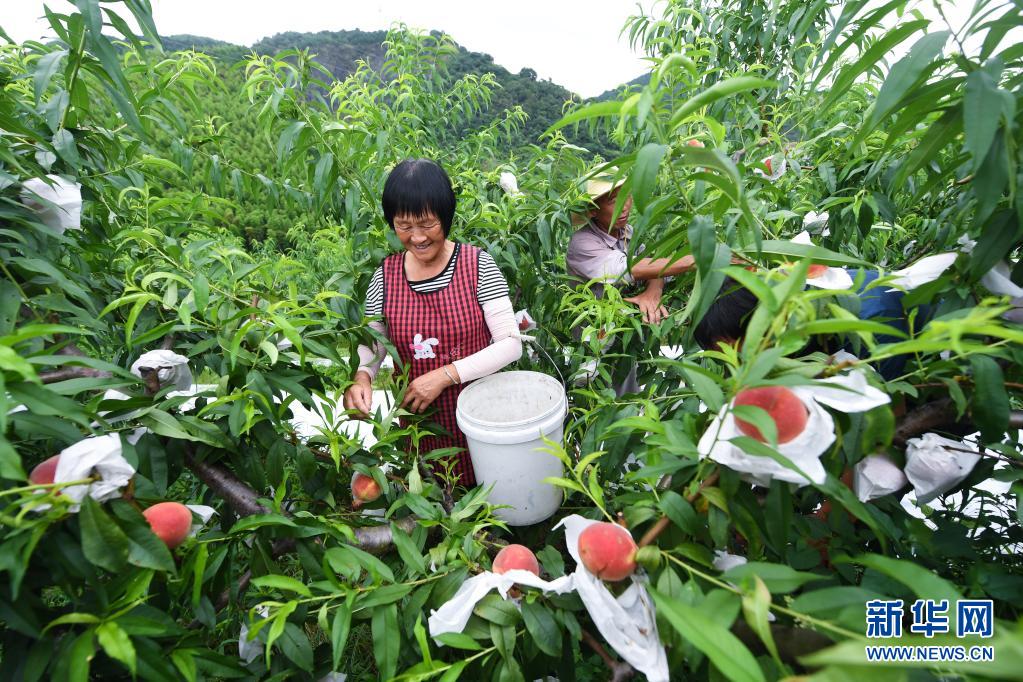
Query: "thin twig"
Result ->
[[637, 470, 720, 549], [581, 629, 635, 682]]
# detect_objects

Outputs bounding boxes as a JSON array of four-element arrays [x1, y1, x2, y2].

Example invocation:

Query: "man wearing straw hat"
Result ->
[[566, 167, 698, 394], [567, 167, 698, 320]]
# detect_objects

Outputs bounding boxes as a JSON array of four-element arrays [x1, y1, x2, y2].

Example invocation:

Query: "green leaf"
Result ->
[[741, 240, 870, 267], [970, 355, 1010, 443], [264, 601, 297, 666], [279, 623, 313, 671], [438, 660, 469, 681], [631, 143, 668, 213], [668, 76, 776, 129], [372, 604, 399, 681], [96, 622, 136, 675], [892, 107, 962, 188], [650, 587, 765, 682], [52, 129, 81, 166], [473, 594, 520, 626], [435, 632, 483, 650], [68, 629, 96, 682], [228, 514, 296, 534], [521, 600, 561, 657], [331, 599, 353, 672], [79, 496, 130, 572], [964, 61, 1006, 171], [847, 554, 961, 605], [867, 31, 949, 131], [43, 612, 101, 634], [819, 20, 929, 113], [741, 575, 780, 664], [251, 574, 313, 598], [659, 490, 698, 534], [192, 274, 209, 314], [722, 561, 826, 594], [0, 346, 39, 383], [33, 49, 67, 102], [390, 521, 426, 575], [544, 100, 623, 136]]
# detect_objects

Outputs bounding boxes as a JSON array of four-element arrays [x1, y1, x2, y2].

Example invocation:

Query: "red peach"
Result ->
[[687, 139, 704, 147], [351, 471, 382, 508], [142, 502, 193, 549], [492, 544, 540, 576], [518, 318, 530, 332], [734, 386, 809, 444], [764, 158, 773, 174], [807, 264, 829, 279], [29, 455, 60, 485], [578, 522, 638, 582]]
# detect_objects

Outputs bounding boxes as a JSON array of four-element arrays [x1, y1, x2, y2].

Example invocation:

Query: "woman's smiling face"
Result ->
[[394, 211, 446, 265]]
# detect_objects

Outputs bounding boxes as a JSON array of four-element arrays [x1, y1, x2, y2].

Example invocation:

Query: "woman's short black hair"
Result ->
[[381, 159, 456, 235], [693, 277, 761, 349]]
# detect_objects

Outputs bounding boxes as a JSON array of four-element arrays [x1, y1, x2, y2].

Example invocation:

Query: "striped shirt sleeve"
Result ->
[[477, 250, 509, 305], [364, 266, 384, 317]]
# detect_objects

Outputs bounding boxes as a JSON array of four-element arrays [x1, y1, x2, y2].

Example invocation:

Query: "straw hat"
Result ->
[[583, 167, 626, 201], [569, 167, 626, 226]]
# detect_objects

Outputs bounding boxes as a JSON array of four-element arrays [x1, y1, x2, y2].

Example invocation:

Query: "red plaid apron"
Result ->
[[382, 243, 490, 486]]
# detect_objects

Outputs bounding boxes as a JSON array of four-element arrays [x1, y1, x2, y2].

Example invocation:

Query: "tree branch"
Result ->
[[39, 343, 113, 383], [581, 629, 635, 682], [893, 398, 960, 447]]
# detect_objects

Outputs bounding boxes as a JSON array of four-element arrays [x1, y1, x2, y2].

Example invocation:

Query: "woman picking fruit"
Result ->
[[343, 159, 522, 485]]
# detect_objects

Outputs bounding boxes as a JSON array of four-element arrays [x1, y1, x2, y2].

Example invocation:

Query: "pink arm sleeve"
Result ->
[[356, 320, 388, 379], [452, 297, 523, 382]]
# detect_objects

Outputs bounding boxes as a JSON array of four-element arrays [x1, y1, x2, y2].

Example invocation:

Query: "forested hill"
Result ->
[[162, 29, 629, 154]]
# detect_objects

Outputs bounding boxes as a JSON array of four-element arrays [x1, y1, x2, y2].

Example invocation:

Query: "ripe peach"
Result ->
[[142, 502, 192, 549], [492, 544, 540, 576], [519, 318, 530, 332], [687, 139, 704, 147], [578, 522, 638, 582], [807, 264, 828, 279], [764, 158, 773, 174], [351, 471, 383, 508], [29, 455, 60, 485], [734, 386, 808, 444]]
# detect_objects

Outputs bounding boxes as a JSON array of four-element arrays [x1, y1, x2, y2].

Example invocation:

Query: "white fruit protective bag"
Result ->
[[905, 433, 981, 504], [130, 350, 193, 391], [19, 174, 83, 234], [854, 454, 908, 502], [52, 433, 136, 511], [428, 514, 669, 682]]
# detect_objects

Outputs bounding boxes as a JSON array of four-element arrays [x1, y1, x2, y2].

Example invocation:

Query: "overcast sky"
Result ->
[[2, 0, 653, 97]]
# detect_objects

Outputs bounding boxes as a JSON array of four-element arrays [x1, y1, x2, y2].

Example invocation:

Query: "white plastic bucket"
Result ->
[[456, 371, 567, 526]]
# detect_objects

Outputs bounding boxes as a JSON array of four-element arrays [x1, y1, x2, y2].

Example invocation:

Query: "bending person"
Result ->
[[343, 159, 522, 486], [693, 270, 915, 380]]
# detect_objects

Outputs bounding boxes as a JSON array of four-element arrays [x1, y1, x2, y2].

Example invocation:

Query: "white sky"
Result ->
[[1, 0, 653, 97]]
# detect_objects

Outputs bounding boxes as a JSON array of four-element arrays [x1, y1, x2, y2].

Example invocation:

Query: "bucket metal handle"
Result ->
[[519, 328, 567, 393]]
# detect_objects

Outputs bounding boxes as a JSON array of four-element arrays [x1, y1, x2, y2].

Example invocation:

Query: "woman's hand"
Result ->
[[343, 372, 374, 419], [402, 365, 458, 413]]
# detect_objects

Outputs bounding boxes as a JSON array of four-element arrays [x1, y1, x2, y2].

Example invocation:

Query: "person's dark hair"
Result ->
[[381, 158, 456, 235], [693, 278, 761, 349]]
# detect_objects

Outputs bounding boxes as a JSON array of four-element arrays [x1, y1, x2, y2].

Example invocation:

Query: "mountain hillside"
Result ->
[[164, 29, 626, 155]]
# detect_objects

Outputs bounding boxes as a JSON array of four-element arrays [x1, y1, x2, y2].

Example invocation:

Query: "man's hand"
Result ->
[[402, 365, 457, 413], [625, 289, 669, 324], [343, 372, 374, 418]]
